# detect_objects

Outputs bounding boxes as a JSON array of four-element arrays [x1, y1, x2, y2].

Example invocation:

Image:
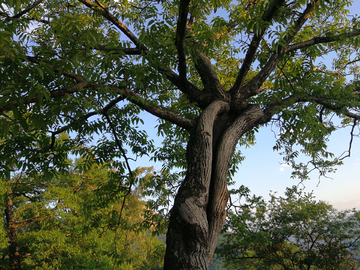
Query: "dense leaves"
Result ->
[[0, 163, 165, 269], [217, 186, 360, 269], [1, 0, 360, 268]]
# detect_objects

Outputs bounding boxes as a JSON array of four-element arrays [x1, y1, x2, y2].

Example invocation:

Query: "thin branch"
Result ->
[[0, 81, 90, 113], [5, 0, 43, 21], [306, 96, 360, 121], [339, 119, 357, 160], [47, 94, 126, 147], [77, 0, 146, 50], [14, 213, 51, 229], [26, 56, 86, 83], [94, 45, 142, 55], [103, 112, 135, 255], [286, 29, 360, 53], [103, 113, 133, 180], [313, 57, 360, 75]]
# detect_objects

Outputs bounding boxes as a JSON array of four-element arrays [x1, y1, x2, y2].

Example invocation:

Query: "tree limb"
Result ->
[[193, 53, 229, 101], [4, 0, 43, 21], [158, 66, 213, 108], [0, 81, 90, 113], [77, 0, 146, 50], [26, 56, 86, 83], [230, 0, 286, 96], [77, 0, 211, 110], [262, 94, 360, 125], [94, 45, 142, 55], [14, 213, 51, 229], [116, 84, 196, 130], [176, 0, 190, 82], [306, 96, 360, 121], [286, 29, 360, 53], [339, 119, 356, 160], [242, 1, 320, 101]]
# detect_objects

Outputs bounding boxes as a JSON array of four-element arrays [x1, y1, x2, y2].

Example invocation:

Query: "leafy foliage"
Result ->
[[0, 163, 165, 269], [217, 186, 360, 270], [1, 0, 360, 268]]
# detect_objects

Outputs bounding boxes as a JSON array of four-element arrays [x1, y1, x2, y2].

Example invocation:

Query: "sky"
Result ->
[[138, 113, 360, 211], [234, 1, 360, 210], [235, 123, 360, 210], [21, 0, 358, 211], [133, 1, 360, 211]]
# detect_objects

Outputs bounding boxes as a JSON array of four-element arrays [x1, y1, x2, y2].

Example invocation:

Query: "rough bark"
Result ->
[[164, 102, 265, 269], [5, 186, 21, 270]]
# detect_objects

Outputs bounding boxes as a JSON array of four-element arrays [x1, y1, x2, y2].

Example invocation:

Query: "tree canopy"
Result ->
[[216, 186, 360, 270], [1, 162, 165, 269], [1, 0, 360, 268]]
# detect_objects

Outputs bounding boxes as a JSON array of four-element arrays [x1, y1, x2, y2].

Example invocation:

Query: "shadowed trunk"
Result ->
[[164, 102, 264, 269], [5, 185, 21, 270]]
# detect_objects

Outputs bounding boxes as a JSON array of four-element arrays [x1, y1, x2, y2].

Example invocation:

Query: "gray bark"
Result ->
[[164, 102, 265, 269], [5, 185, 21, 270]]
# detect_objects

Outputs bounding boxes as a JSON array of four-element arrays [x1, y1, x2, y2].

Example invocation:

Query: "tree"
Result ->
[[216, 186, 360, 270], [1, 0, 360, 269], [0, 162, 165, 269]]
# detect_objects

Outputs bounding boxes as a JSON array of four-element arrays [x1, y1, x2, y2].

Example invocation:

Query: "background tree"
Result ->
[[216, 186, 360, 270], [1, 0, 360, 269], [0, 162, 165, 269]]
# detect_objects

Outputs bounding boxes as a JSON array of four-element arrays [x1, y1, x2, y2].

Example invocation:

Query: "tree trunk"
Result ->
[[5, 185, 22, 270], [164, 102, 264, 269]]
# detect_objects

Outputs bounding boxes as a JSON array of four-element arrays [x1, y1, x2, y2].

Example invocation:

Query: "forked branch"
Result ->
[[230, 0, 286, 96], [243, 0, 320, 99]]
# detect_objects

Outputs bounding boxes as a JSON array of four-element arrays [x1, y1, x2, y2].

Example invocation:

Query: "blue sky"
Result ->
[[236, 123, 360, 210], [239, 1, 360, 210], [138, 112, 360, 210], [134, 1, 360, 211]]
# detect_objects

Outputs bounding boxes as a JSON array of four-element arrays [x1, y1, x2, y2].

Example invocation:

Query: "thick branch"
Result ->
[[159, 66, 213, 108], [286, 29, 360, 53], [194, 53, 229, 101], [1, 71, 194, 131], [230, 0, 286, 95], [261, 94, 300, 123], [176, 0, 190, 81], [78, 0, 211, 109], [242, 1, 319, 100], [207, 104, 265, 258], [118, 85, 196, 130]]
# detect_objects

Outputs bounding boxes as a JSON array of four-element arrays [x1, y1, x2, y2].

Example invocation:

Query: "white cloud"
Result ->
[[279, 163, 290, 172]]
